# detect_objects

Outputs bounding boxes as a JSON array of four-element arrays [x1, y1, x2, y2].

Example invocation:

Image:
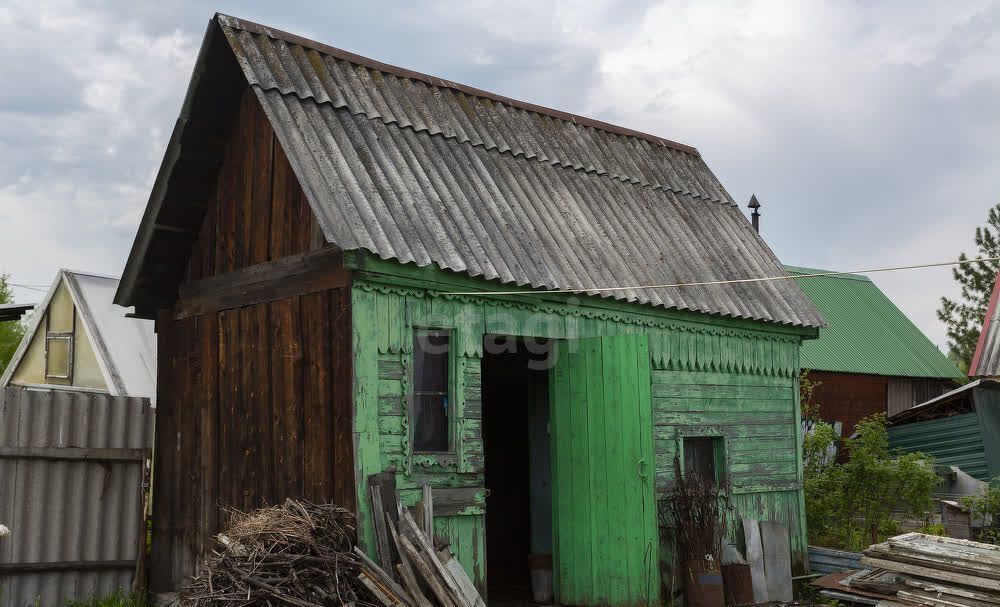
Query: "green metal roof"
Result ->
[[786, 266, 963, 379]]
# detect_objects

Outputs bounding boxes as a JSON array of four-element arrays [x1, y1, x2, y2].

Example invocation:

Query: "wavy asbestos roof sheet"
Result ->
[[117, 14, 824, 328], [787, 266, 961, 378]]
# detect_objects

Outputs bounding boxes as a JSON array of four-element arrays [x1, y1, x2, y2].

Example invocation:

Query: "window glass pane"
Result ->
[[684, 437, 719, 485], [413, 394, 449, 452], [46, 336, 72, 379], [413, 329, 449, 451], [414, 330, 449, 394]]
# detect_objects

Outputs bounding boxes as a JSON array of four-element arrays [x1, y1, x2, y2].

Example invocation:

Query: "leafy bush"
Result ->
[[805, 414, 939, 551], [63, 590, 147, 607], [963, 481, 1000, 543]]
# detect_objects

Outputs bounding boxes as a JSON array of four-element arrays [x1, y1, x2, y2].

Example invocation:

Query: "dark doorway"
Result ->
[[482, 336, 552, 604]]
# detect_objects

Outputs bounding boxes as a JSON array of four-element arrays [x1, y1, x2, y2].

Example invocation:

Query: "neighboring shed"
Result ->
[[0, 304, 34, 323], [115, 14, 824, 604], [0, 269, 156, 398], [788, 266, 962, 432], [888, 379, 1000, 481]]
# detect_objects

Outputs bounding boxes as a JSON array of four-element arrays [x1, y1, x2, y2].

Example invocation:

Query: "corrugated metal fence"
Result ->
[[0, 387, 153, 607]]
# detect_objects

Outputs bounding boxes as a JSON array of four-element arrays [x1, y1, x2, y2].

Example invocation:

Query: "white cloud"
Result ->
[[0, 0, 997, 355]]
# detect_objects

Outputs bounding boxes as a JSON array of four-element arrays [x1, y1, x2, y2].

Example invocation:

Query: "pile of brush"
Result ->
[[179, 499, 376, 607]]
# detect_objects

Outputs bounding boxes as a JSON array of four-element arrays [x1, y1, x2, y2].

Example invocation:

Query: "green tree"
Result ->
[[0, 273, 26, 374], [938, 203, 1000, 372], [804, 414, 939, 550]]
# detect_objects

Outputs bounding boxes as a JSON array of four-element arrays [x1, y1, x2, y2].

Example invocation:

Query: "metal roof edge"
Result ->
[[783, 264, 871, 282], [889, 379, 1000, 423], [63, 272, 127, 397], [970, 270, 1000, 376], [214, 13, 701, 157], [115, 17, 222, 309], [0, 271, 64, 388]]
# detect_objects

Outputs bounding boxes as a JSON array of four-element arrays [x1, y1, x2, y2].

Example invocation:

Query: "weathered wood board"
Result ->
[[761, 520, 793, 602], [743, 517, 768, 604]]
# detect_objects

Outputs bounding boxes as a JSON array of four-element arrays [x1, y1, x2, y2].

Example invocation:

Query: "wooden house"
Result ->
[[787, 266, 961, 434], [115, 15, 826, 604]]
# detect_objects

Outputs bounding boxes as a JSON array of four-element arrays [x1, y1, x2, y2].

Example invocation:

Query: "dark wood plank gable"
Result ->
[[150, 87, 354, 593], [185, 89, 323, 283]]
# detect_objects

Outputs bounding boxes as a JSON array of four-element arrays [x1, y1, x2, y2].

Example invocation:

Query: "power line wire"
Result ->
[[441, 256, 1000, 296], [8, 283, 48, 293]]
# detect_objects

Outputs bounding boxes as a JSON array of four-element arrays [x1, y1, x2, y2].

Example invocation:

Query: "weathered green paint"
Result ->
[[434, 514, 487, 589], [349, 252, 814, 596], [551, 335, 660, 606]]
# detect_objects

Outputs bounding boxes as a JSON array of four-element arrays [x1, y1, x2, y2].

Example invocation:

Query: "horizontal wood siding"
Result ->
[[351, 279, 808, 588], [651, 370, 798, 493]]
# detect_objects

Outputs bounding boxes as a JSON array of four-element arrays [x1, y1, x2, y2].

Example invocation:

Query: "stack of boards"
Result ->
[[357, 483, 486, 607], [859, 533, 1000, 607]]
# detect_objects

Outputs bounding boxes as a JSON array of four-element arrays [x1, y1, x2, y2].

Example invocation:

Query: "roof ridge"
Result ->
[[784, 265, 872, 281], [217, 13, 701, 157], [61, 268, 120, 282], [258, 86, 730, 205]]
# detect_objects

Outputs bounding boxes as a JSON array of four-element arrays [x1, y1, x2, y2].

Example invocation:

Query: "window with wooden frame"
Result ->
[[682, 436, 726, 486], [412, 328, 452, 453], [44, 313, 74, 382]]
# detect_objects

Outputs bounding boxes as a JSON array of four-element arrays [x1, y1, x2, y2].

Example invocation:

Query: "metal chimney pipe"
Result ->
[[747, 194, 761, 233]]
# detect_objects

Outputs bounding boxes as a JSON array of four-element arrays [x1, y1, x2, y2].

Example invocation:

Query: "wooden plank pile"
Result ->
[[359, 483, 485, 607], [859, 532, 1000, 607]]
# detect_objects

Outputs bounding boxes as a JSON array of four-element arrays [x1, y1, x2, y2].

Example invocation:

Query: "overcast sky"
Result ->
[[1, 1, 998, 349]]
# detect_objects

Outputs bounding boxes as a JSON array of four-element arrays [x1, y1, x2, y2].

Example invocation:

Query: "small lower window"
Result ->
[[683, 436, 724, 485], [45, 333, 73, 381], [413, 329, 450, 452]]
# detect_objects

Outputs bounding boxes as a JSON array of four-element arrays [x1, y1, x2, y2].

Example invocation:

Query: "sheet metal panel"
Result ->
[[788, 267, 962, 379], [156, 17, 822, 329], [973, 386, 1000, 480], [807, 546, 862, 574], [888, 413, 989, 480], [0, 387, 153, 607], [973, 272, 1000, 377], [64, 272, 157, 399]]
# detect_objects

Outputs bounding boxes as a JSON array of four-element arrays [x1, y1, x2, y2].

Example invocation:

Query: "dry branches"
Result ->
[[180, 499, 377, 607]]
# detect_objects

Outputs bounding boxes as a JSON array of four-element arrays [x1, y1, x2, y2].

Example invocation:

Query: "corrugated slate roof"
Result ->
[[970, 271, 1000, 377], [787, 266, 961, 378], [117, 14, 824, 328]]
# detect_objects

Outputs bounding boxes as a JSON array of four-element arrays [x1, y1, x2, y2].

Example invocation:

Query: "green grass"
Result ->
[[63, 590, 147, 607]]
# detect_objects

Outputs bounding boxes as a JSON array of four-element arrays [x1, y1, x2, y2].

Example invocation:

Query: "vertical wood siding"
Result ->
[[183, 89, 322, 283], [150, 88, 351, 592], [351, 279, 810, 592]]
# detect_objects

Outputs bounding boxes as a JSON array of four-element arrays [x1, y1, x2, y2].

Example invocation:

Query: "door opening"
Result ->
[[482, 336, 552, 605]]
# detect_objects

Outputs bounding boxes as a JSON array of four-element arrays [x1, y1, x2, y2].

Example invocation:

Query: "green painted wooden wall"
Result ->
[[348, 255, 813, 595]]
